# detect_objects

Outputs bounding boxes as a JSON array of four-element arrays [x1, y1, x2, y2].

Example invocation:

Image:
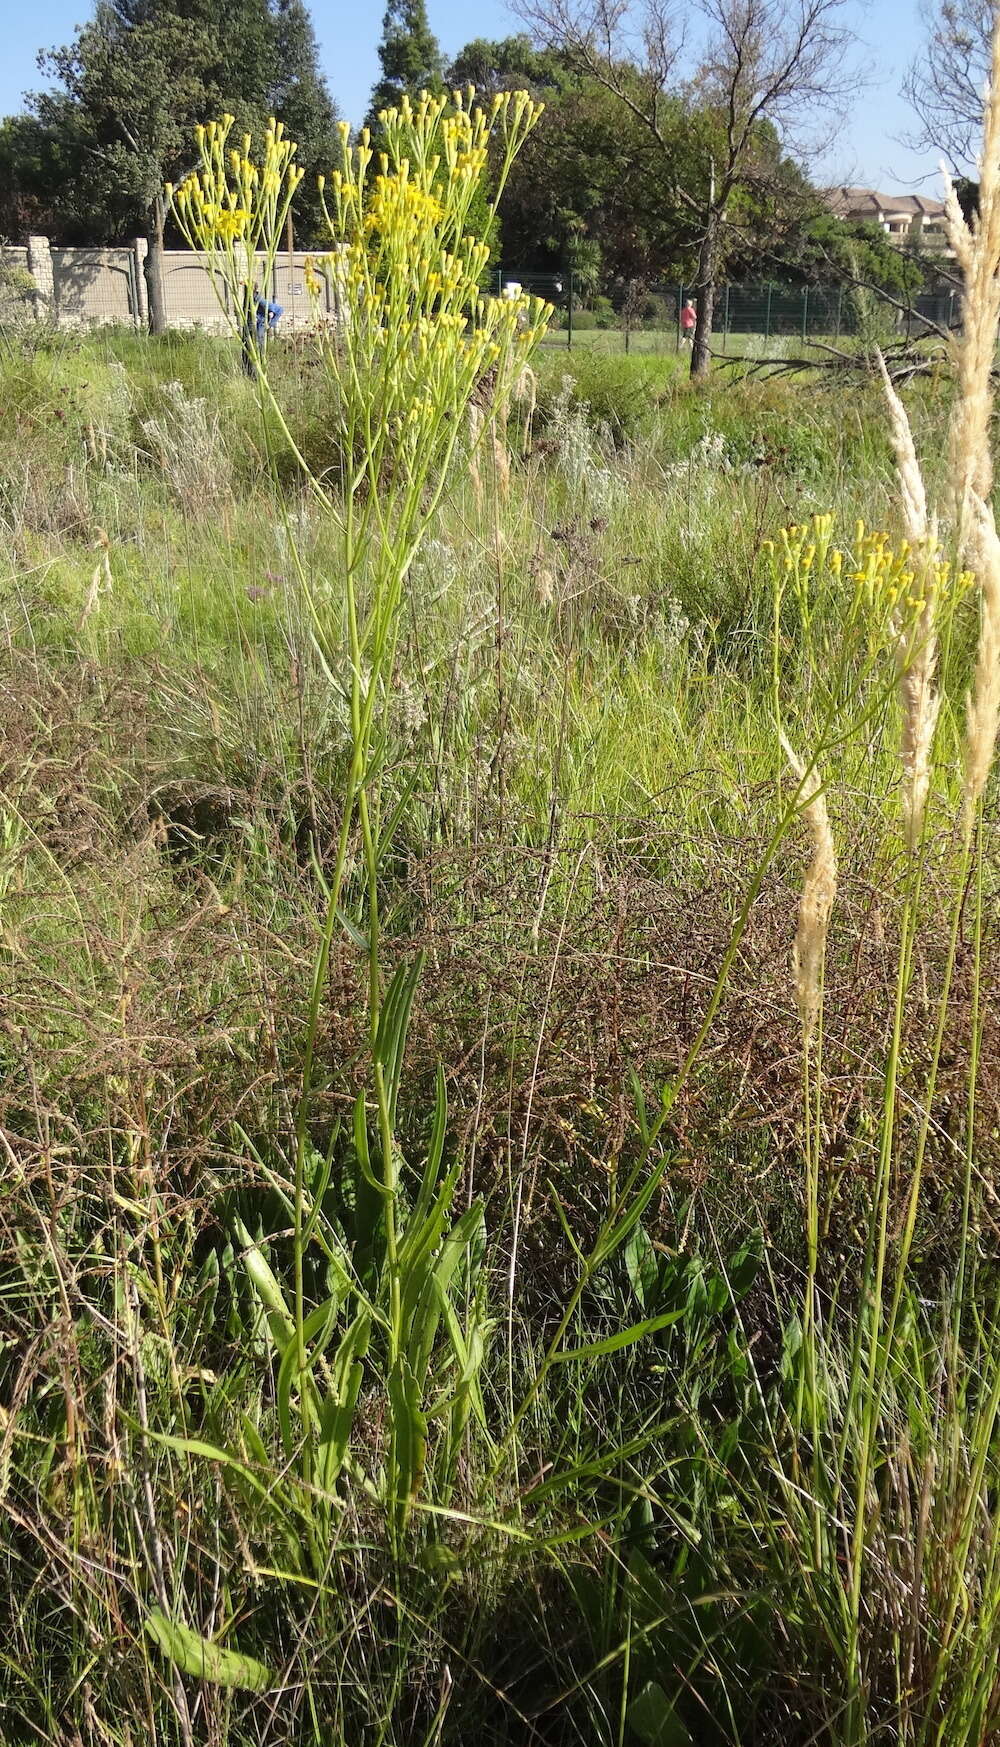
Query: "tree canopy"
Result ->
[[367, 2, 445, 126], [0, 0, 940, 338], [439, 30, 918, 311], [0, 0, 339, 246]]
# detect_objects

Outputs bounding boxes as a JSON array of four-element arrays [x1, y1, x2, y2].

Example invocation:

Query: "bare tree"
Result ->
[[904, 0, 994, 169], [513, 0, 858, 376]]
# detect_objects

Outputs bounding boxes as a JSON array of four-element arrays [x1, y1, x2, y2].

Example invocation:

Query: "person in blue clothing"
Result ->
[[240, 282, 283, 376]]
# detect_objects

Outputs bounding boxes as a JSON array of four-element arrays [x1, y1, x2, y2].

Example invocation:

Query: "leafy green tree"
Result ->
[[445, 33, 564, 98], [367, 1, 444, 126], [0, 114, 79, 240], [449, 32, 851, 312], [445, 42, 681, 284], [516, 0, 860, 377], [4, 0, 338, 327], [497, 65, 721, 290], [794, 211, 926, 299], [30, 2, 219, 329]]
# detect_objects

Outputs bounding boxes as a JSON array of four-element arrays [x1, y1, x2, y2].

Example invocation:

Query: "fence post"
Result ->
[[724, 283, 730, 347], [802, 285, 809, 343], [567, 270, 573, 349], [676, 283, 683, 351], [27, 235, 54, 321], [131, 238, 149, 328], [835, 286, 843, 339], [764, 283, 772, 341]]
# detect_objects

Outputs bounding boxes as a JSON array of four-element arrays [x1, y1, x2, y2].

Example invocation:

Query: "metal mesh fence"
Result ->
[[494, 270, 960, 350]]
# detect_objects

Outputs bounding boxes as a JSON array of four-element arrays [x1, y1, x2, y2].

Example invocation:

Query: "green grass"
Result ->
[[1, 324, 998, 1747]]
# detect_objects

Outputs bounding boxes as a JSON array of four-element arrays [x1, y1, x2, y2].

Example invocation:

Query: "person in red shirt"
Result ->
[[680, 298, 697, 346]]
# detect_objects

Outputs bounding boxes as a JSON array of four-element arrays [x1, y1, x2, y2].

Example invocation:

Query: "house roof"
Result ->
[[823, 185, 947, 220]]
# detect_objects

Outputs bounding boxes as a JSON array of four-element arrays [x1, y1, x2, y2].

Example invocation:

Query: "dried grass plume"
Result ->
[[782, 735, 837, 1045]]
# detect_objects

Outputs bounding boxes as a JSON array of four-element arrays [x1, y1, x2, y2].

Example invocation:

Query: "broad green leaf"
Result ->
[[726, 1230, 763, 1300], [144, 1610, 273, 1693], [624, 1223, 658, 1312], [628, 1681, 693, 1747]]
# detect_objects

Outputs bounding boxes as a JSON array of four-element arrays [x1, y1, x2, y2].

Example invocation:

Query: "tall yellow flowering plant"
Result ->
[[168, 93, 549, 1548], [168, 114, 304, 366]]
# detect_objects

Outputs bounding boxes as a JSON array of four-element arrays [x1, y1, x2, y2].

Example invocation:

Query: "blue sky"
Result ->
[[1, 0, 946, 192]]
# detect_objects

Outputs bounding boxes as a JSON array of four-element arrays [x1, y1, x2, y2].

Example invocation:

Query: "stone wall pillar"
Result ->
[[26, 235, 54, 320], [132, 237, 149, 327]]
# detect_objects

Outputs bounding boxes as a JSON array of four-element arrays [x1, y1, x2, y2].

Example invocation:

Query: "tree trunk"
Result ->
[[690, 217, 720, 381], [145, 194, 167, 336]]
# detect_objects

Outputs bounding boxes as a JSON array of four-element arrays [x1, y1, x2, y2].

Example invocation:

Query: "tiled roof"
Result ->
[[823, 185, 947, 219]]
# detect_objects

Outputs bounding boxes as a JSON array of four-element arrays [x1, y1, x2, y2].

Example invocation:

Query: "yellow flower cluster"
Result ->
[[166, 87, 550, 501], [762, 513, 973, 640], [303, 86, 550, 462], [168, 113, 303, 280], [763, 512, 833, 569], [846, 520, 972, 627], [364, 173, 445, 240]]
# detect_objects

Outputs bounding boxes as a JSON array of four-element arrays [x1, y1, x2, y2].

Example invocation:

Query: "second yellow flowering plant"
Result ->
[[168, 91, 550, 1549]]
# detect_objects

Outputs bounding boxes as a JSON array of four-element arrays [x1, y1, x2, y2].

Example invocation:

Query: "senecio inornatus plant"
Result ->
[[308, 91, 548, 509], [168, 92, 549, 1544], [168, 114, 304, 357]]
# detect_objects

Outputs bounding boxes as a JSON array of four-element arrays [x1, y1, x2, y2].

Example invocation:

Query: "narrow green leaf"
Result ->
[[238, 1413, 269, 1472], [317, 1310, 371, 1494], [411, 1064, 449, 1228], [374, 769, 419, 870], [594, 1160, 669, 1268], [275, 1295, 340, 1459], [125, 1422, 276, 1509], [353, 1091, 385, 1195], [232, 1215, 293, 1345], [629, 1068, 650, 1146], [387, 1354, 427, 1520], [625, 1223, 659, 1312], [375, 954, 425, 1125], [301, 1141, 338, 1248], [554, 1307, 686, 1363]]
